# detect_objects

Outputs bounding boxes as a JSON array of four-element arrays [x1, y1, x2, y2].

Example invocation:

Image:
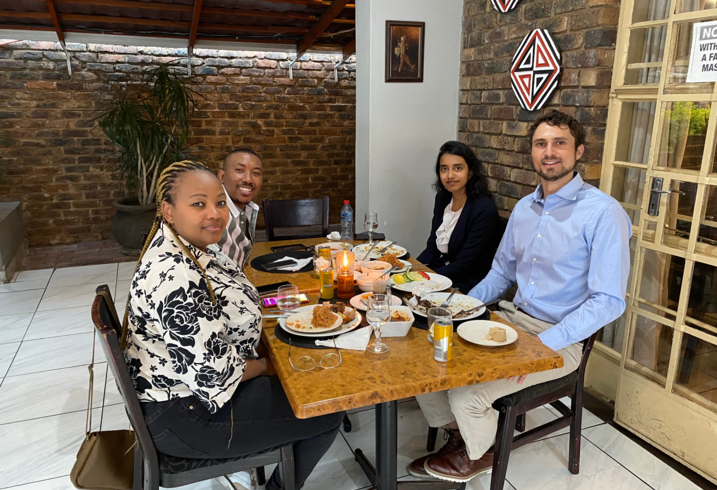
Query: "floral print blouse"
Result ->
[[125, 223, 262, 413]]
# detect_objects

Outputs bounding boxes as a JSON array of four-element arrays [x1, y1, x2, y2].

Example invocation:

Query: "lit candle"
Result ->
[[336, 250, 355, 299]]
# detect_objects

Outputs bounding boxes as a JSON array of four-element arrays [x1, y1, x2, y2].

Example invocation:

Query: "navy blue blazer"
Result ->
[[416, 192, 498, 293]]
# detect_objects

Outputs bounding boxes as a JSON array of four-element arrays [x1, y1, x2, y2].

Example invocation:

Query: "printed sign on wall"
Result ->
[[510, 29, 562, 112], [687, 20, 717, 83], [490, 0, 521, 12]]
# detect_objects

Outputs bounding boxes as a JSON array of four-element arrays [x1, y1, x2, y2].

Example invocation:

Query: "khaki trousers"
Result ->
[[415, 301, 583, 459]]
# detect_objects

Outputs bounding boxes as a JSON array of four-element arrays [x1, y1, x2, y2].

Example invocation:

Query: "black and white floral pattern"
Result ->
[[125, 223, 262, 413]]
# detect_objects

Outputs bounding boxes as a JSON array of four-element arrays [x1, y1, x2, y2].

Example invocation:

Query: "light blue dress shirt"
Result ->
[[468, 173, 632, 352]]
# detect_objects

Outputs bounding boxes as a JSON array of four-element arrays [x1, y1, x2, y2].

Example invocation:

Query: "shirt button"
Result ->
[[545, 212, 549, 215], [531, 281, 534, 285], [538, 234, 541, 238], [524, 302, 527, 306], [533, 258, 536, 261]]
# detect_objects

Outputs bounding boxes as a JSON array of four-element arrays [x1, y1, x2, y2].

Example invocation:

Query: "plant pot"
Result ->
[[112, 197, 157, 255]]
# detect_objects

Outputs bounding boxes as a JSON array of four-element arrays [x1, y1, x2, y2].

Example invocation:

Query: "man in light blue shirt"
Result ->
[[409, 111, 632, 483]]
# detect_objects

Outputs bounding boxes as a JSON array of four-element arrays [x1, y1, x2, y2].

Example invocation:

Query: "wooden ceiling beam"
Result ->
[[201, 23, 309, 34], [201, 6, 316, 22], [256, 0, 354, 7], [188, 0, 202, 51], [60, 13, 189, 27], [55, 0, 193, 12], [0, 11, 50, 19], [342, 37, 355, 59], [44, 0, 65, 43], [296, 0, 350, 58]]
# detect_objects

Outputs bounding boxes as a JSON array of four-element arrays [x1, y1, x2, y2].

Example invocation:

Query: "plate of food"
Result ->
[[280, 303, 362, 337], [353, 241, 408, 260], [456, 320, 518, 347], [409, 292, 485, 321], [390, 271, 452, 293], [372, 252, 411, 273], [350, 292, 402, 311]]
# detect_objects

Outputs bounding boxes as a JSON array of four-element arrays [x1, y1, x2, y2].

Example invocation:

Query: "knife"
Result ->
[[361, 242, 379, 261]]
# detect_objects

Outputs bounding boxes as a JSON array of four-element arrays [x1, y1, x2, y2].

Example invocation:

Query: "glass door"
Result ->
[[600, 0, 717, 483]]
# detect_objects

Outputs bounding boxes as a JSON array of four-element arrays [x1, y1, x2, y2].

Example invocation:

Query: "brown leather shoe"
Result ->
[[424, 447, 494, 483], [406, 429, 465, 479]]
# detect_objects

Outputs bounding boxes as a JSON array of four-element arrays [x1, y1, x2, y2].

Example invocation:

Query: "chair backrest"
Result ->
[[576, 331, 599, 389], [91, 286, 160, 489], [492, 216, 509, 256], [262, 196, 329, 241]]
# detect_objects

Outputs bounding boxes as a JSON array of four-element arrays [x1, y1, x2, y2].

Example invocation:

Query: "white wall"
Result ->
[[355, 0, 463, 256]]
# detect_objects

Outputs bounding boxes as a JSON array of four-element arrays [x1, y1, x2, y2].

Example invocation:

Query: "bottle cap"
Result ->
[[343, 200, 350, 204]]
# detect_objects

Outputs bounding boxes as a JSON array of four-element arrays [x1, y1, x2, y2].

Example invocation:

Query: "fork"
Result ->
[[439, 288, 457, 308]]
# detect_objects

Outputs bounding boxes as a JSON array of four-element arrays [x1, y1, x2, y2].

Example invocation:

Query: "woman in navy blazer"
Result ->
[[417, 141, 498, 293]]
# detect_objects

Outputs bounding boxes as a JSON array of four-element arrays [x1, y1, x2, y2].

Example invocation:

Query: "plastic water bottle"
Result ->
[[340, 200, 353, 240]]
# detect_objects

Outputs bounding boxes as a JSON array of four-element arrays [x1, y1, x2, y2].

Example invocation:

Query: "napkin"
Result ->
[[327, 231, 341, 240], [315, 326, 372, 351], [267, 256, 314, 272]]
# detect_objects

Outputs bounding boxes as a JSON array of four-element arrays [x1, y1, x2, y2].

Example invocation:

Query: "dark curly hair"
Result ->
[[432, 141, 492, 199]]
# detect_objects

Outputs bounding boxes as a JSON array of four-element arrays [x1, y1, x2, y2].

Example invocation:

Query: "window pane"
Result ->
[[657, 102, 711, 169], [637, 249, 683, 314], [662, 180, 698, 252], [686, 262, 717, 330], [696, 186, 717, 253], [630, 313, 670, 386], [633, 0, 670, 23], [611, 166, 645, 225], [666, 22, 715, 93], [672, 332, 717, 410], [625, 27, 666, 85], [615, 101, 656, 164], [680, 0, 717, 12]]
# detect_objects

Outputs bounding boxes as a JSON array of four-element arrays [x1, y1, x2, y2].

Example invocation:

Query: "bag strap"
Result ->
[[85, 323, 96, 438]]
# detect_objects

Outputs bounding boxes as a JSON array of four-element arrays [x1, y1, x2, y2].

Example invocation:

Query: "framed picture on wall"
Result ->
[[385, 20, 425, 82]]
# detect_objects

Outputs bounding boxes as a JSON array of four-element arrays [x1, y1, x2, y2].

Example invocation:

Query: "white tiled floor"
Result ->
[[0, 263, 707, 490]]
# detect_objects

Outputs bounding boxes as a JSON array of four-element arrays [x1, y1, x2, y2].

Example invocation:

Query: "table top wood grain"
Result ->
[[246, 238, 564, 419]]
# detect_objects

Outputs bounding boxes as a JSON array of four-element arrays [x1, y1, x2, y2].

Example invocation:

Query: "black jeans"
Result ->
[[141, 375, 344, 490]]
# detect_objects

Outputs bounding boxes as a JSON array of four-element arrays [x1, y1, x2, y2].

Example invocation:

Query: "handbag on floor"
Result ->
[[71, 290, 135, 490]]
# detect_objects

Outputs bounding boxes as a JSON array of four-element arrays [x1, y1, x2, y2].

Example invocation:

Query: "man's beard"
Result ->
[[535, 160, 575, 182]]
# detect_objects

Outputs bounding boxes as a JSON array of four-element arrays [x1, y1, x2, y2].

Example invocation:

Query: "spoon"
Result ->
[[439, 288, 457, 308]]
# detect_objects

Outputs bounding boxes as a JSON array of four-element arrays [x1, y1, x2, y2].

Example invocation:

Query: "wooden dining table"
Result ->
[[245, 237, 564, 490]]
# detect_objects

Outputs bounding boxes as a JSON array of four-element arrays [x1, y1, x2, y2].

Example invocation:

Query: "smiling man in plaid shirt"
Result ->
[[217, 148, 263, 269]]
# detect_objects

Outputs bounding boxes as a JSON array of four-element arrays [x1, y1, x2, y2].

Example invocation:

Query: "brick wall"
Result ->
[[459, 0, 618, 217], [0, 41, 356, 247]]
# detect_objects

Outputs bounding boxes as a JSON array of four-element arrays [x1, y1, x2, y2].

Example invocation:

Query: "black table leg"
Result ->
[[353, 401, 464, 490]]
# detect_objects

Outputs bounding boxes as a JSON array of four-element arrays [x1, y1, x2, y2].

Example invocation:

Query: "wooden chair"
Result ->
[[262, 196, 329, 241], [487, 332, 598, 489], [91, 285, 296, 490]]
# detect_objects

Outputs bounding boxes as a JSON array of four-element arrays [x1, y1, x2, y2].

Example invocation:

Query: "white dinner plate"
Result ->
[[410, 292, 485, 321], [456, 320, 518, 347], [279, 305, 363, 338], [283, 308, 343, 334], [352, 241, 409, 260], [350, 293, 403, 311], [389, 272, 453, 293]]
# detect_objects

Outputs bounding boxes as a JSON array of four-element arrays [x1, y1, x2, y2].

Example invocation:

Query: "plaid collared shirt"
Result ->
[[217, 186, 259, 269]]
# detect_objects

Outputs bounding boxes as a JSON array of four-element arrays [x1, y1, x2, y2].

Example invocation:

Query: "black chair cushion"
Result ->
[[492, 370, 578, 408]]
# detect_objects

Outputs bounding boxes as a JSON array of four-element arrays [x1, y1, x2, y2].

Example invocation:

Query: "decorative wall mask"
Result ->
[[490, 0, 521, 13], [510, 29, 562, 111]]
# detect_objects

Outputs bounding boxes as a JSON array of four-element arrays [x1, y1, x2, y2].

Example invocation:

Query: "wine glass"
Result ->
[[364, 212, 378, 245], [367, 293, 391, 354], [277, 285, 300, 312]]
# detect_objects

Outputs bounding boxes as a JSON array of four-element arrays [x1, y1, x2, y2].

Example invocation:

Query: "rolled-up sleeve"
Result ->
[[538, 202, 632, 351]]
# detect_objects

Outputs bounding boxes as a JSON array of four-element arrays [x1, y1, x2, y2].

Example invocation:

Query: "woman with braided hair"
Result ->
[[124, 161, 343, 490]]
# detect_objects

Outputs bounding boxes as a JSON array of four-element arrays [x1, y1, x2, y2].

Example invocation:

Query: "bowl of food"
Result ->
[[356, 273, 375, 292], [361, 260, 391, 278], [382, 306, 414, 337]]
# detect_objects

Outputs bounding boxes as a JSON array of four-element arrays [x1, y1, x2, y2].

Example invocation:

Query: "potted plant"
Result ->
[[98, 65, 198, 254]]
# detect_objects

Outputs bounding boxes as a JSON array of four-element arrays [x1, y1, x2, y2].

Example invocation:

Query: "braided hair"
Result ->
[[120, 160, 219, 349]]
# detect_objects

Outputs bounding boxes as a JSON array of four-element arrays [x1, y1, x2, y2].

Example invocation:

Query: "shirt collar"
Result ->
[[162, 222, 215, 269], [532, 172, 584, 202], [222, 185, 257, 218]]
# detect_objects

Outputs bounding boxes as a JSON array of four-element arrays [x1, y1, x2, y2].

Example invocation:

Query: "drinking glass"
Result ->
[[364, 212, 378, 245], [277, 284, 300, 312], [367, 293, 391, 354], [427, 307, 452, 342]]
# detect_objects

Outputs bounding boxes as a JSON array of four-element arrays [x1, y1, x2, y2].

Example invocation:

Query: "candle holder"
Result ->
[[336, 250, 355, 299]]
